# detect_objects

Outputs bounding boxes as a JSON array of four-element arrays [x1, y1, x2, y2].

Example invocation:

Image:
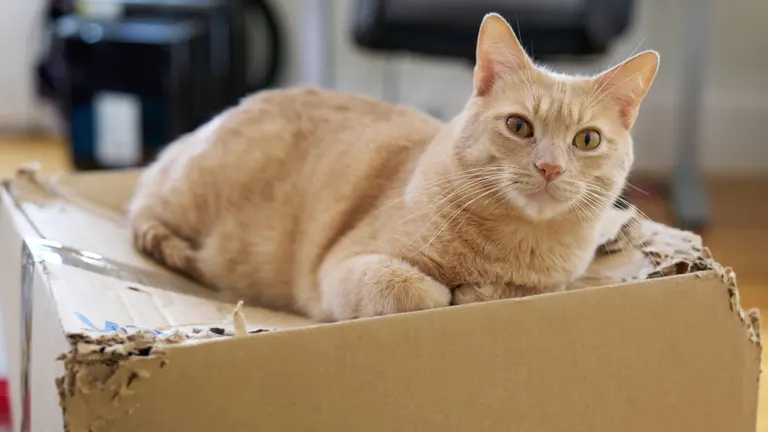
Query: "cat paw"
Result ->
[[320, 254, 452, 320], [452, 282, 555, 305], [451, 283, 504, 305], [361, 275, 451, 316], [360, 271, 452, 317]]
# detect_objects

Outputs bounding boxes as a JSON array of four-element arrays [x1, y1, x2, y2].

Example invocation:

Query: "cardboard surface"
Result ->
[[0, 168, 761, 432], [0, 182, 39, 432]]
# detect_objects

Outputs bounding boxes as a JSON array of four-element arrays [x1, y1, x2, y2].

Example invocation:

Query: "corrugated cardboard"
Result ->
[[0, 168, 761, 432]]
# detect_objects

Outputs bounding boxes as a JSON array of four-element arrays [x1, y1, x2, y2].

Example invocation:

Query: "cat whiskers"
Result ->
[[394, 165, 530, 229], [402, 167, 522, 255], [582, 182, 658, 264], [569, 198, 595, 224], [625, 181, 650, 195], [583, 185, 632, 259], [454, 185, 508, 234], [584, 182, 654, 226], [390, 171, 506, 227], [567, 192, 618, 261], [415, 183, 505, 256], [401, 169, 513, 234], [580, 190, 633, 261], [367, 166, 509, 217]]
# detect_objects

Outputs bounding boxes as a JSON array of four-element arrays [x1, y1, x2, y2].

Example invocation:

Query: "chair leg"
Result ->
[[672, 0, 711, 231]]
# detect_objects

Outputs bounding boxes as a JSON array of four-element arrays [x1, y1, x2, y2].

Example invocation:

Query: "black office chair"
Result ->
[[351, 0, 634, 63]]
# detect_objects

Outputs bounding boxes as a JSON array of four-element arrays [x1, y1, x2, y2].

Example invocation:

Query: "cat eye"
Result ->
[[572, 129, 602, 151], [506, 115, 534, 138]]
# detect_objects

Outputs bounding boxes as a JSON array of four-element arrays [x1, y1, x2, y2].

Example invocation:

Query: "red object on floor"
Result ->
[[0, 378, 10, 427]]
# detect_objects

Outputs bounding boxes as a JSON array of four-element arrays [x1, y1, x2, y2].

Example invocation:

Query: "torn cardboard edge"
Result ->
[[714, 262, 763, 346], [54, 303, 269, 414]]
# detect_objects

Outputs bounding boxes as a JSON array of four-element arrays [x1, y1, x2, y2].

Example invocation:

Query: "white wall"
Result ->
[[277, 0, 768, 175], [0, 0, 47, 131]]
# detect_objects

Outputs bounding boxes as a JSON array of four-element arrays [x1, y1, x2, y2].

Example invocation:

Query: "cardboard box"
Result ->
[[0, 168, 761, 432]]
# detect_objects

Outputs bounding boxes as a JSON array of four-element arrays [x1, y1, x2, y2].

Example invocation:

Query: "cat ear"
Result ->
[[474, 13, 533, 97], [593, 51, 660, 129]]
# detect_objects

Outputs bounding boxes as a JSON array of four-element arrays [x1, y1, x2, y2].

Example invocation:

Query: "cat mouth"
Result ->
[[525, 187, 562, 202], [506, 179, 570, 204]]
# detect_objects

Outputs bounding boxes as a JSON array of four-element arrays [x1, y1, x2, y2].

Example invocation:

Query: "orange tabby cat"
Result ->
[[129, 13, 659, 321]]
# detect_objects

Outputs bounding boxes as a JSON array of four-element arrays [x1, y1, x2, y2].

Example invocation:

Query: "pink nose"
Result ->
[[536, 162, 564, 182]]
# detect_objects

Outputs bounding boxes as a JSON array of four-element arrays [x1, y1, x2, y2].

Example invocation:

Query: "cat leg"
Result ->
[[317, 254, 452, 321], [451, 283, 506, 305], [131, 212, 209, 284], [452, 282, 561, 305]]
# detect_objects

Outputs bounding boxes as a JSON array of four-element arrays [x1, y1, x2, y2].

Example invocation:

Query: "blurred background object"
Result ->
[[35, 0, 283, 169]]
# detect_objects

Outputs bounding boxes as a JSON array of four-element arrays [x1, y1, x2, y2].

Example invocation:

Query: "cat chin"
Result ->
[[509, 191, 573, 221]]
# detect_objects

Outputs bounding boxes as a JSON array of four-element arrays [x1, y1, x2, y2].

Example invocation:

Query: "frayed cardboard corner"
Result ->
[[707, 261, 763, 348], [581, 216, 761, 350], [57, 301, 264, 397], [57, 330, 167, 407], [56, 301, 265, 430], [747, 308, 763, 348]]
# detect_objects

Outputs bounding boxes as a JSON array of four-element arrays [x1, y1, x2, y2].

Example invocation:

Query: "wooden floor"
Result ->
[[1, 135, 766, 429]]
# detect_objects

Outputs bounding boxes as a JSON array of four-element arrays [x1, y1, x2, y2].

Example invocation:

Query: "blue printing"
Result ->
[[72, 311, 164, 336]]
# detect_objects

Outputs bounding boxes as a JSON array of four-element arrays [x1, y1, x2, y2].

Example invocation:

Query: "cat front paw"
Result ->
[[452, 281, 559, 305], [352, 255, 452, 317], [320, 254, 453, 320], [359, 274, 452, 317], [451, 283, 504, 306]]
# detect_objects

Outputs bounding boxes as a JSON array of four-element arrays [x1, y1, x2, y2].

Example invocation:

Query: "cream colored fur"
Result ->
[[128, 14, 659, 321]]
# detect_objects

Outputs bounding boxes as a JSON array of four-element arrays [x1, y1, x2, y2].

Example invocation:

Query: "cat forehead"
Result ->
[[502, 68, 595, 96], [489, 71, 600, 121]]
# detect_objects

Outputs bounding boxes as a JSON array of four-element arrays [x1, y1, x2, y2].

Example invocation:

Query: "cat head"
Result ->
[[454, 13, 658, 221]]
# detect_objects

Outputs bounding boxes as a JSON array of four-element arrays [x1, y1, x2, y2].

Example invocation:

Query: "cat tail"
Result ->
[[131, 213, 210, 285]]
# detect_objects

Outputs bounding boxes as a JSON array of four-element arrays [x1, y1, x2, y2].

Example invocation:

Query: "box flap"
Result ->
[[31, 239, 315, 335]]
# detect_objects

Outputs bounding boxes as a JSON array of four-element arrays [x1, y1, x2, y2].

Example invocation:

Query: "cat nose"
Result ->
[[536, 162, 564, 182]]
